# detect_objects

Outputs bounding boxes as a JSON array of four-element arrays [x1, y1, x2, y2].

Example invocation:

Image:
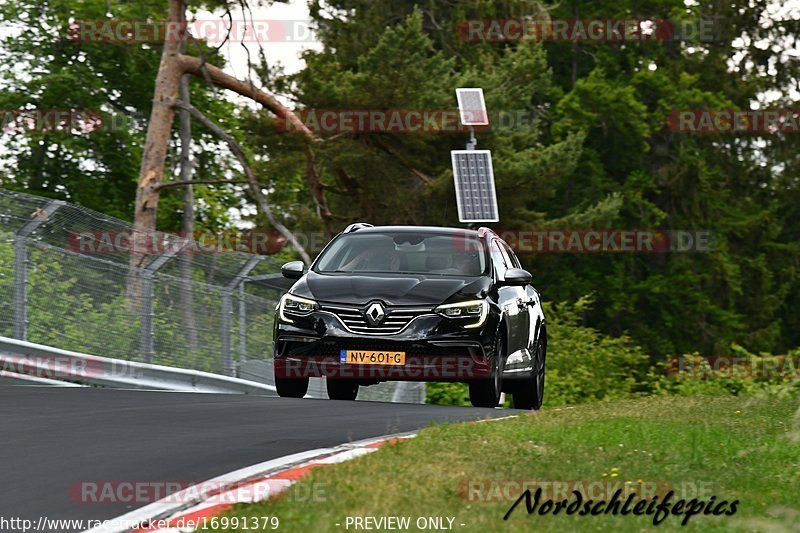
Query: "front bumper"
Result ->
[[273, 307, 498, 382]]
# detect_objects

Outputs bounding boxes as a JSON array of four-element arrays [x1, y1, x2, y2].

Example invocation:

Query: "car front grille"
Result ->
[[321, 304, 434, 335]]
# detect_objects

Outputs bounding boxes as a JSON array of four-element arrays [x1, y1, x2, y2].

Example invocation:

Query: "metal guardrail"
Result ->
[[0, 188, 284, 378], [0, 189, 426, 404], [0, 336, 277, 395]]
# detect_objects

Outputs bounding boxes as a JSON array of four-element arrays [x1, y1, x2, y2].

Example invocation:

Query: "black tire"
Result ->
[[512, 335, 545, 410], [275, 376, 309, 398], [469, 335, 504, 408], [327, 378, 359, 400]]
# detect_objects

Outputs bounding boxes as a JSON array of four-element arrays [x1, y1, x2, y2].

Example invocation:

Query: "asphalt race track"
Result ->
[[0, 384, 512, 531]]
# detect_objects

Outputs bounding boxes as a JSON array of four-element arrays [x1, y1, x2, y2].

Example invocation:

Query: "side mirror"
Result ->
[[281, 261, 305, 280], [502, 268, 532, 286]]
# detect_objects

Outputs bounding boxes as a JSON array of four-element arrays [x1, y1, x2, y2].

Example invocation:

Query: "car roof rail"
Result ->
[[343, 222, 374, 233], [478, 226, 497, 238]]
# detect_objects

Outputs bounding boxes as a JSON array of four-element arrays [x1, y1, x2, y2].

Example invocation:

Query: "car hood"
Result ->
[[291, 271, 490, 306]]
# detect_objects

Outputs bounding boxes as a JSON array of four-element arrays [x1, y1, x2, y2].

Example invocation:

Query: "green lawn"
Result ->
[[203, 396, 800, 532]]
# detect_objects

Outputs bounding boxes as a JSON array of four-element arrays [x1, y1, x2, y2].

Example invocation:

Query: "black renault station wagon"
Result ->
[[273, 224, 546, 409]]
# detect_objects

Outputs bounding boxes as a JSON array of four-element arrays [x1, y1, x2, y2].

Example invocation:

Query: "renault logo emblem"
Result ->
[[365, 302, 386, 326]]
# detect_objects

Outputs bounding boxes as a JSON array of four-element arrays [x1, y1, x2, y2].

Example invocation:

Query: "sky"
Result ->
[[196, 0, 322, 78]]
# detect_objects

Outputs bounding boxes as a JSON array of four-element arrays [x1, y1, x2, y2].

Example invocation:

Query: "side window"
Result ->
[[490, 239, 508, 278], [496, 240, 515, 269], [502, 242, 522, 268]]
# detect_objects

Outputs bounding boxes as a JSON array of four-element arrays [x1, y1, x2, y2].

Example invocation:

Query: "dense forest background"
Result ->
[[1, 0, 799, 362]]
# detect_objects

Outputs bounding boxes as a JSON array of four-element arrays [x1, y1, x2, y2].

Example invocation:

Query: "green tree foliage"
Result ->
[[2, 0, 798, 363], [0, 0, 244, 228], [537, 0, 800, 356], [252, 0, 800, 357], [426, 298, 800, 407]]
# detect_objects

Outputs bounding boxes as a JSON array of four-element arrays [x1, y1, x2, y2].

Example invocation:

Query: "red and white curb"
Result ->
[[83, 433, 416, 533]]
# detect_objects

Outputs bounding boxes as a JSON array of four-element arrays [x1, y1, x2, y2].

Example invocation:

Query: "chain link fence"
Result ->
[[0, 188, 424, 403]]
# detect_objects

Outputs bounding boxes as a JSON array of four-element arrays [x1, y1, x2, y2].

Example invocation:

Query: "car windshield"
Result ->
[[314, 231, 487, 276]]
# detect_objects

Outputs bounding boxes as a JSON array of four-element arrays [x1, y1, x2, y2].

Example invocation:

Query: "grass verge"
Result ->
[[203, 396, 800, 532]]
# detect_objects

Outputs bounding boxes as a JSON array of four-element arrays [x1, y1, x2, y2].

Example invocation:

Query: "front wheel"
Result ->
[[511, 335, 545, 410], [469, 336, 504, 408], [275, 376, 309, 398], [327, 378, 359, 400]]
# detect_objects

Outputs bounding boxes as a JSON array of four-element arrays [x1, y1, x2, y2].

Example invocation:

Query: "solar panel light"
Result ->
[[456, 88, 489, 126], [450, 150, 499, 223]]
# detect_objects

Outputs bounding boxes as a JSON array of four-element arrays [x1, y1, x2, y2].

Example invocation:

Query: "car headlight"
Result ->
[[435, 299, 488, 329], [278, 293, 319, 323]]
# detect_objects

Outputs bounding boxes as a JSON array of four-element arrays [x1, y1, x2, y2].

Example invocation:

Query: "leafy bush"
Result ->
[[426, 297, 800, 407], [648, 345, 800, 399], [544, 296, 653, 405], [427, 296, 651, 407]]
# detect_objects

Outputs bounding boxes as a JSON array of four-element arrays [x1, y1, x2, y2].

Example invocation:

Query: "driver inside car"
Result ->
[[452, 252, 481, 276], [340, 247, 403, 272]]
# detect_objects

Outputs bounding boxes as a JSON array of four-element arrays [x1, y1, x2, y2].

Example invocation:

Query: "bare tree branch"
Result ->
[[368, 137, 432, 184], [335, 166, 359, 196], [173, 99, 312, 265], [179, 54, 338, 229], [178, 54, 318, 142], [237, 0, 256, 88], [156, 179, 247, 190], [105, 97, 146, 120], [187, 32, 219, 95], [305, 145, 340, 235]]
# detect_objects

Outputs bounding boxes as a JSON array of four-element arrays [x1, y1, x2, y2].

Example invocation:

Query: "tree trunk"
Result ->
[[129, 0, 333, 280], [177, 0, 198, 350], [178, 80, 198, 347], [132, 0, 184, 264], [127, 0, 184, 308]]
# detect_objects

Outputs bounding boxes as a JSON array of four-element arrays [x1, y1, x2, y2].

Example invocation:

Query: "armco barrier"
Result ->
[[0, 336, 277, 395], [1, 189, 425, 404]]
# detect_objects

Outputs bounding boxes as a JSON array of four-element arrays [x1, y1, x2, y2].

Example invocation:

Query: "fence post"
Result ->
[[140, 236, 190, 363], [238, 282, 247, 364], [221, 256, 262, 376], [13, 200, 63, 341], [140, 270, 154, 364], [13, 237, 27, 340]]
